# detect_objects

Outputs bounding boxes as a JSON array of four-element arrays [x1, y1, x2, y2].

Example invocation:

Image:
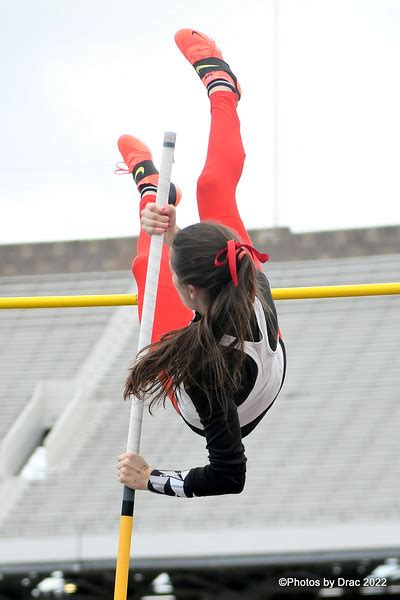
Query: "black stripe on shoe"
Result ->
[[132, 160, 159, 185], [138, 183, 158, 197], [138, 182, 178, 205], [192, 57, 240, 99], [207, 79, 237, 96]]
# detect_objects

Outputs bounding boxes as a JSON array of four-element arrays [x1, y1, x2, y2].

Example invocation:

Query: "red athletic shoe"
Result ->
[[174, 28, 241, 99], [116, 134, 181, 206]]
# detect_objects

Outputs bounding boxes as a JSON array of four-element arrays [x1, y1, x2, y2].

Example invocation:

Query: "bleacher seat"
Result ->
[[0, 254, 399, 555]]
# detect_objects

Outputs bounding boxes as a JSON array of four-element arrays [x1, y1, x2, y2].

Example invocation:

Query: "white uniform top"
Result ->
[[175, 296, 285, 431]]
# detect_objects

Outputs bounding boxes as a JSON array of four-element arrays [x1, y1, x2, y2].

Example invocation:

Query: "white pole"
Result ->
[[114, 132, 176, 600], [126, 131, 176, 453]]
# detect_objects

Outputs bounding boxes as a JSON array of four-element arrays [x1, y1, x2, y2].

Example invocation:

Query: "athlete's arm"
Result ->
[[147, 386, 247, 498]]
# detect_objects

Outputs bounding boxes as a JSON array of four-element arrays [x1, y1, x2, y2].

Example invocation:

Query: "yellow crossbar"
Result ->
[[0, 294, 137, 309], [272, 282, 400, 300], [0, 283, 399, 309]]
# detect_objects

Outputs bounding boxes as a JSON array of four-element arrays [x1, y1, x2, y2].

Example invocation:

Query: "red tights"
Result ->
[[132, 91, 255, 343]]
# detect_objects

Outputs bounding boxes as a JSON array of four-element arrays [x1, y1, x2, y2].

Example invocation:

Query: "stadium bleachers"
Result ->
[[0, 254, 399, 564]]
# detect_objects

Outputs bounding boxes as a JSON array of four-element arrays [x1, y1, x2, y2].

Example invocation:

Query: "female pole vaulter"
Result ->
[[116, 29, 287, 498]]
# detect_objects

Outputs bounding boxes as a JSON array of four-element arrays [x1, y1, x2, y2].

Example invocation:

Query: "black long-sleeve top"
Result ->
[[147, 272, 286, 498]]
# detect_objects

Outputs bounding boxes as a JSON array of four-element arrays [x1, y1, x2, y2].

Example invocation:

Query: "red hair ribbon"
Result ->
[[214, 240, 270, 286]]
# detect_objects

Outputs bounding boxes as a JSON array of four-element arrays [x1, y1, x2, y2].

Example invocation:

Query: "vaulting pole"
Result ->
[[113, 132, 176, 600]]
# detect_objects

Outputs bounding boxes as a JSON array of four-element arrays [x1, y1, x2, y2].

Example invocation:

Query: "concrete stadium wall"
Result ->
[[0, 225, 399, 277]]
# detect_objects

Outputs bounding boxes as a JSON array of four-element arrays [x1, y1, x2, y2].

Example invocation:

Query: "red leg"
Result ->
[[196, 92, 254, 246], [132, 194, 193, 343]]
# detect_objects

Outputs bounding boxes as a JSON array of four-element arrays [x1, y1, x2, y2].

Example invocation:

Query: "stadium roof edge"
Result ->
[[1, 547, 400, 575], [1, 522, 400, 572], [1, 224, 400, 277]]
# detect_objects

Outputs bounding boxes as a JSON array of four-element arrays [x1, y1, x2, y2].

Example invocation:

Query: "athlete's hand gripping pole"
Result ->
[[114, 132, 176, 600]]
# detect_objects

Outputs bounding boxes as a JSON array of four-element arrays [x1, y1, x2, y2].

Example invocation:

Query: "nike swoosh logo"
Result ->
[[134, 166, 145, 179], [195, 64, 219, 74]]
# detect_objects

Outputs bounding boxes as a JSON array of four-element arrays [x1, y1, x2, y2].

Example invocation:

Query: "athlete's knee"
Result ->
[[197, 169, 230, 202], [131, 253, 148, 281]]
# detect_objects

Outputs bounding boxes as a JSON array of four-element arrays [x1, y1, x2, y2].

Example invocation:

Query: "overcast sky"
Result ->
[[1, 0, 399, 245]]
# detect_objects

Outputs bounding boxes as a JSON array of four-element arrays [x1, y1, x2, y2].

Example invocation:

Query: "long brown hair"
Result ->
[[124, 222, 277, 416]]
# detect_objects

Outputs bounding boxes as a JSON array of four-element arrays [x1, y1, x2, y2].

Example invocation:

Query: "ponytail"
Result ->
[[124, 222, 277, 416]]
